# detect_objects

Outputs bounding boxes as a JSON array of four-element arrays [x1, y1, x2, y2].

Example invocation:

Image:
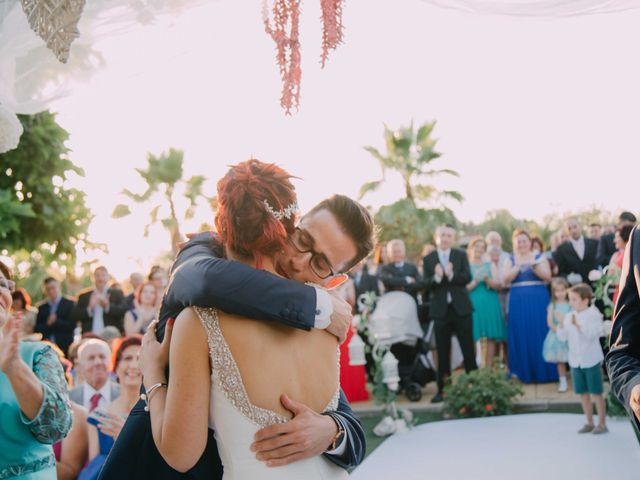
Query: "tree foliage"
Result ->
[[0, 112, 92, 265], [112, 148, 212, 255], [374, 199, 458, 260], [360, 121, 463, 207]]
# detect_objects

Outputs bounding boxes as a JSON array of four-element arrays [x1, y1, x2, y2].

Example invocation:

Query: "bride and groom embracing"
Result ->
[[99, 159, 376, 479]]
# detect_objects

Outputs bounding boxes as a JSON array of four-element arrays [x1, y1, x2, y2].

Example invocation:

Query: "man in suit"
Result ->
[[423, 224, 477, 403], [69, 338, 120, 411], [380, 239, 422, 301], [553, 218, 598, 285], [607, 226, 640, 431], [73, 266, 127, 334], [35, 277, 75, 356], [125, 271, 144, 311], [100, 194, 372, 480], [350, 260, 382, 312], [597, 211, 637, 267]]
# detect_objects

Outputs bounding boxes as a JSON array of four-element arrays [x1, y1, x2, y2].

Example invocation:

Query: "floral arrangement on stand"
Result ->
[[442, 367, 523, 419], [590, 266, 620, 322], [349, 292, 414, 437]]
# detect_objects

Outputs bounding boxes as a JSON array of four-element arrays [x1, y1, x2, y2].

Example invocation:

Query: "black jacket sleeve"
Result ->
[[606, 226, 640, 431], [156, 232, 318, 340], [322, 390, 366, 469]]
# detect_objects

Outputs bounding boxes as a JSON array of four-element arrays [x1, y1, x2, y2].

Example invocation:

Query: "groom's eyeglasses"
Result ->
[[288, 227, 336, 279]]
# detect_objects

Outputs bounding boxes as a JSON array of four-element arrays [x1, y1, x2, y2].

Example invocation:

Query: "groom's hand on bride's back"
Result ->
[[326, 292, 351, 344], [250, 394, 338, 467]]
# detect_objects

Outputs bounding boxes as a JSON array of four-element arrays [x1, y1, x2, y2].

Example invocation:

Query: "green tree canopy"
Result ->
[[374, 199, 458, 261], [0, 112, 92, 265], [360, 121, 463, 207], [113, 148, 213, 255]]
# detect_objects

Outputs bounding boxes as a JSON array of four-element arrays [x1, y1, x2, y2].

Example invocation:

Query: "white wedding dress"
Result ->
[[194, 307, 349, 480]]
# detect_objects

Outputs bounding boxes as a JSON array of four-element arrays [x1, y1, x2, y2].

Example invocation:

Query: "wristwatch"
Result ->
[[328, 416, 345, 451]]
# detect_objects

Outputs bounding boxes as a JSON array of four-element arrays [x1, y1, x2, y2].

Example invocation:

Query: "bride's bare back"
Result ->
[[218, 312, 340, 418]]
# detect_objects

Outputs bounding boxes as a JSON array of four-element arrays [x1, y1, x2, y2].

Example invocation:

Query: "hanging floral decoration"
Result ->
[[263, 0, 345, 114], [20, 0, 86, 63], [320, 0, 344, 67]]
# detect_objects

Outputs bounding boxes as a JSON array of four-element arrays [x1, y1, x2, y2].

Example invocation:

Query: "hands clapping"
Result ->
[[0, 312, 22, 375]]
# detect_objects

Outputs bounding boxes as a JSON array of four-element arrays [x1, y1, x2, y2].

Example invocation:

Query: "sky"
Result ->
[[49, 0, 640, 280]]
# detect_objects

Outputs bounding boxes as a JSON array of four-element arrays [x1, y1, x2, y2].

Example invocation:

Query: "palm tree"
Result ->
[[359, 121, 463, 207], [112, 148, 212, 255]]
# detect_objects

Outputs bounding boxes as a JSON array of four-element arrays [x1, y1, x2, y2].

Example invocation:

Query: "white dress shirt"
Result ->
[[82, 380, 114, 411], [556, 306, 604, 369], [570, 236, 586, 260], [435, 249, 453, 302]]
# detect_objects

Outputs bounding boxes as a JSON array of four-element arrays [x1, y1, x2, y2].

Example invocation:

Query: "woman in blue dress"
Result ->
[[0, 260, 72, 479], [503, 229, 557, 384]]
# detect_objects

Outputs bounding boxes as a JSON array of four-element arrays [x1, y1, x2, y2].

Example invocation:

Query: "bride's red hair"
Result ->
[[215, 159, 297, 258]]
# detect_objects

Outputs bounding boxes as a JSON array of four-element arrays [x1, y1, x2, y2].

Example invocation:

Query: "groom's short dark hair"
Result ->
[[306, 195, 376, 272]]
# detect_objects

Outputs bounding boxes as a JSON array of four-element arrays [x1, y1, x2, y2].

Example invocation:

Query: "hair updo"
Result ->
[[215, 159, 298, 258]]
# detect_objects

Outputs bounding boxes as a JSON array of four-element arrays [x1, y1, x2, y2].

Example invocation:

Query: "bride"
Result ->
[[138, 159, 348, 479]]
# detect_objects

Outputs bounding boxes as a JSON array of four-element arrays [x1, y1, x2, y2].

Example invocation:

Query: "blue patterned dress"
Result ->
[[542, 302, 570, 363], [0, 342, 72, 479], [507, 255, 558, 383]]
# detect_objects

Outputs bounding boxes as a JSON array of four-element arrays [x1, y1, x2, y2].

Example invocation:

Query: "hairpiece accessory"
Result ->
[[263, 199, 298, 221]]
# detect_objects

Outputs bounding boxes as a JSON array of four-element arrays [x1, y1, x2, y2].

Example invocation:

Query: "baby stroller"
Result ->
[[368, 291, 437, 402]]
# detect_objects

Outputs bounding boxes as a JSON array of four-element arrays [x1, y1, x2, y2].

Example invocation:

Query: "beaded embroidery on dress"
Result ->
[[193, 306, 346, 479]]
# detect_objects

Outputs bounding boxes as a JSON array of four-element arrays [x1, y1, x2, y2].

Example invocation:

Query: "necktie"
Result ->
[[89, 393, 102, 412]]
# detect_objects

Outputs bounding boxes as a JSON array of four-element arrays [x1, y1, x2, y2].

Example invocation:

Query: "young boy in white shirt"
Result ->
[[557, 283, 608, 434]]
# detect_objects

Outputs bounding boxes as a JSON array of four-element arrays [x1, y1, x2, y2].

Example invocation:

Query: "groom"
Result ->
[[607, 225, 640, 431], [100, 194, 374, 479]]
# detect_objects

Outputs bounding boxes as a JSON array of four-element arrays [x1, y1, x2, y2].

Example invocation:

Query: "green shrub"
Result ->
[[443, 367, 523, 419]]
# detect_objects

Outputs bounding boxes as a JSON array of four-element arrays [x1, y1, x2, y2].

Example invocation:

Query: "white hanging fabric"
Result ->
[[418, 0, 640, 17]]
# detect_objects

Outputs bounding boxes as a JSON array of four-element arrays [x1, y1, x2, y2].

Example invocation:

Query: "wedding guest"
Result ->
[[553, 218, 598, 286], [549, 229, 567, 276], [485, 231, 510, 270], [73, 266, 127, 334], [12, 287, 38, 339], [467, 237, 506, 367], [542, 278, 571, 392], [148, 266, 168, 309], [350, 260, 382, 312], [35, 277, 76, 356], [124, 281, 158, 335], [0, 259, 72, 479], [608, 224, 634, 305], [49, 343, 89, 480], [423, 225, 477, 403], [419, 244, 436, 270], [69, 338, 120, 411], [503, 229, 556, 383], [79, 336, 142, 480], [597, 211, 636, 267], [557, 284, 607, 434], [124, 272, 144, 310], [607, 226, 640, 430], [380, 239, 422, 302], [588, 223, 602, 241], [531, 235, 545, 256]]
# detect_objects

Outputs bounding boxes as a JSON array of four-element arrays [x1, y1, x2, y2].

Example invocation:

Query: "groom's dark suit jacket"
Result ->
[[99, 233, 365, 479], [607, 226, 640, 431]]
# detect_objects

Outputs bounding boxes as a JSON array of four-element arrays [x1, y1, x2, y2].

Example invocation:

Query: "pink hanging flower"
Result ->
[[263, 0, 345, 114]]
